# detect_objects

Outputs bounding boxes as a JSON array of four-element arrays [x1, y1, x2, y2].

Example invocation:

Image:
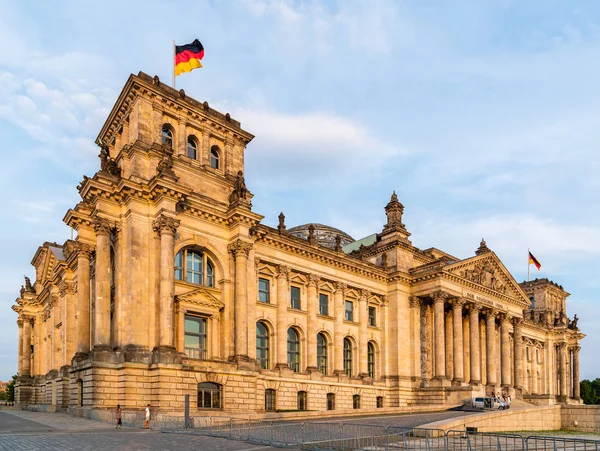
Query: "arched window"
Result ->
[[297, 391, 307, 411], [353, 394, 360, 409], [367, 342, 375, 378], [162, 125, 173, 148], [174, 249, 215, 287], [198, 382, 222, 409], [256, 322, 269, 370], [265, 389, 276, 412], [210, 145, 220, 169], [343, 338, 353, 376], [287, 328, 300, 372], [326, 393, 335, 411], [187, 136, 198, 159], [317, 333, 328, 375]]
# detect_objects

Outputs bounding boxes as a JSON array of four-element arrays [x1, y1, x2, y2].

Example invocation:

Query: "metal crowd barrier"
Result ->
[[159, 417, 600, 451]]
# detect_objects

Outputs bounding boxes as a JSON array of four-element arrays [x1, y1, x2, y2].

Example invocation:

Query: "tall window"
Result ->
[[343, 338, 353, 376], [327, 393, 335, 410], [175, 249, 215, 287], [353, 394, 360, 409], [258, 278, 270, 303], [265, 389, 276, 412], [368, 306, 377, 326], [367, 342, 375, 378], [287, 328, 300, 372], [256, 322, 269, 369], [290, 286, 301, 309], [297, 391, 307, 411], [345, 300, 353, 321], [198, 382, 222, 409], [162, 125, 173, 148], [210, 145, 220, 169], [317, 333, 328, 375], [319, 294, 329, 316], [187, 136, 198, 159], [185, 315, 207, 359], [377, 396, 383, 408]]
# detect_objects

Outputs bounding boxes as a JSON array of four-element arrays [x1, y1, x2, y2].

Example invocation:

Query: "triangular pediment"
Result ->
[[174, 286, 224, 310], [444, 252, 530, 307], [31, 244, 63, 286]]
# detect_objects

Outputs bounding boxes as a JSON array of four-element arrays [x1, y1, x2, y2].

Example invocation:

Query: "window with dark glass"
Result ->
[[174, 249, 215, 287], [265, 389, 276, 412], [210, 146, 220, 169], [162, 125, 173, 148], [287, 328, 300, 372], [368, 342, 375, 378], [198, 382, 222, 409], [258, 278, 270, 303], [290, 286, 301, 310], [353, 394, 360, 409], [297, 391, 307, 411], [187, 136, 198, 159], [345, 300, 353, 321], [317, 333, 328, 375], [368, 306, 376, 326], [343, 338, 353, 376], [256, 322, 269, 369], [185, 315, 207, 359], [376, 396, 383, 408], [319, 293, 329, 316], [327, 393, 335, 411]]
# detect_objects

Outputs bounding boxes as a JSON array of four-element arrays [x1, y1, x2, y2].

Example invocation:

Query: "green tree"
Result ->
[[5, 375, 17, 403], [580, 378, 600, 404]]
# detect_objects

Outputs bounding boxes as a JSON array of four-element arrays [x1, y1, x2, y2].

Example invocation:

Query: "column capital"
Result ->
[[93, 217, 114, 235], [512, 317, 524, 328], [452, 298, 466, 308], [359, 289, 371, 301], [276, 264, 290, 280], [498, 313, 511, 324], [58, 281, 76, 297], [573, 345, 581, 353], [557, 342, 567, 350], [75, 241, 94, 258], [152, 215, 180, 235], [465, 302, 481, 313], [334, 282, 347, 293], [484, 308, 498, 318], [307, 273, 321, 287], [432, 290, 448, 304], [227, 239, 253, 258], [409, 296, 422, 308], [17, 319, 24, 328]]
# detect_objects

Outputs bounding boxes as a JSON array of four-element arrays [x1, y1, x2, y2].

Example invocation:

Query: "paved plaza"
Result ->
[[0, 408, 473, 450]]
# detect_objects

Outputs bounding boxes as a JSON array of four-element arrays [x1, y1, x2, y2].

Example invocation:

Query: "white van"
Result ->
[[471, 397, 507, 410]]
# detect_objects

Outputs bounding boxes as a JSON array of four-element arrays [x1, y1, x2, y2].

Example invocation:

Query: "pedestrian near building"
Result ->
[[115, 404, 122, 428], [144, 404, 150, 429]]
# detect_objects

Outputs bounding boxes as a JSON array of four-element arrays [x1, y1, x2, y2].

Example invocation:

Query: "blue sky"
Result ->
[[1, 0, 599, 382]]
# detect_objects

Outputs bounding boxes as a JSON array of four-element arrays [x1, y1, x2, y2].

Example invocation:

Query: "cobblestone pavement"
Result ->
[[0, 410, 302, 451]]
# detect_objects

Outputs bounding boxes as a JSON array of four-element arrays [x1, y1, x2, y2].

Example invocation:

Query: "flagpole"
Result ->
[[527, 248, 530, 282], [172, 40, 176, 89]]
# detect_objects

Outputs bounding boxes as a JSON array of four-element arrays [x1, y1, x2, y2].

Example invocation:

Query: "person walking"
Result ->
[[115, 404, 122, 429], [144, 404, 151, 429]]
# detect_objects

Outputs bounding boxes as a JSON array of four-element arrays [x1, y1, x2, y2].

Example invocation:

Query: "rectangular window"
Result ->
[[265, 389, 276, 412], [345, 300, 354, 321], [290, 286, 301, 310], [319, 294, 329, 316], [184, 315, 207, 360], [258, 278, 270, 303], [368, 306, 377, 326]]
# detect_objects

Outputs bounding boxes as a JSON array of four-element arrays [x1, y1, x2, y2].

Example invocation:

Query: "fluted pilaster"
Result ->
[[228, 239, 253, 360]]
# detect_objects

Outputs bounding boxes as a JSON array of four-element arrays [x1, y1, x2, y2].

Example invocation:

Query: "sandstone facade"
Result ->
[[12, 72, 584, 417]]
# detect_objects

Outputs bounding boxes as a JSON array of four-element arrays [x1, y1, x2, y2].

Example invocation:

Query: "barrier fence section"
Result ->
[[159, 417, 600, 451]]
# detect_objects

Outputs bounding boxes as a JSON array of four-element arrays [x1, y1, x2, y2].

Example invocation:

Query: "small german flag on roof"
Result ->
[[175, 39, 204, 76]]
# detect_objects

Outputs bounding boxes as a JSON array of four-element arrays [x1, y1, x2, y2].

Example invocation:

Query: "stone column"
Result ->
[[93, 218, 113, 348], [500, 315, 511, 387], [358, 289, 370, 377], [17, 319, 23, 375], [75, 243, 92, 357], [275, 265, 290, 368], [573, 345, 581, 399], [333, 282, 347, 374], [469, 305, 481, 384], [152, 215, 180, 351], [228, 239, 253, 360], [513, 318, 524, 389], [176, 304, 185, 353], [452, 299, 465, 383], [22, 317, 32, 377], [433, 291, 447, 380], [445, 311, 453, 380], [559, 343, 568, 398], [306, 274, 320, 371], [409, 297, 422, 381], [486, 310, 497, 386]]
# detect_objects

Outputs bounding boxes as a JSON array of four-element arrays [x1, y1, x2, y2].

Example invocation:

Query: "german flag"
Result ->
[[175, 39, 204, 76], [528, 251, 541, 270]]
